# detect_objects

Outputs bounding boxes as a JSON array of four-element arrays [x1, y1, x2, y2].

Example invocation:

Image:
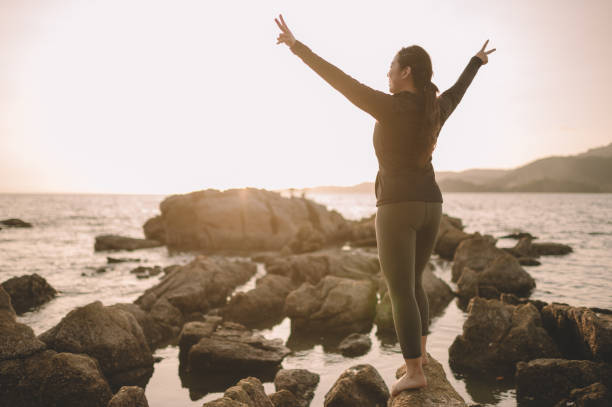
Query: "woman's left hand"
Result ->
[[274, 14, 297, 47]]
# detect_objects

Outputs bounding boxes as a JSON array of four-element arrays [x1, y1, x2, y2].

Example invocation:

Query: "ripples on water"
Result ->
[[1, 192, 610, 407]]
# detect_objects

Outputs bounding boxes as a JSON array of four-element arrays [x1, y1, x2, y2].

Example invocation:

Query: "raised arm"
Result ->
[[275, 14, 393, 123], [438, 56, 483, 126], [439, 40, 495, 126]]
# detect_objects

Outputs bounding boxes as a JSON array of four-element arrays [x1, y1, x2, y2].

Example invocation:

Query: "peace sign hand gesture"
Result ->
[[475, 40, 496, 65], [274, 14, 297, 48]]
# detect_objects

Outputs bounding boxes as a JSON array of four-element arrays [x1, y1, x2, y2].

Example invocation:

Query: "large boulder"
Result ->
[[180, 321, 291, 377], [434, 214, 474, 260], [449, 297, 561, 376], [323, 364, 389, 406], [284, 275, 378, 334], [0, 350, 113, 407], [38, 301, 154, 391], [145, 188, 352, 253], [94, 234, 163, 251], [541, 302, 612, 363], [221, 274, 299, 327], [133, 255, 256, 341], [1, 273, 57, 315], [264, 248, 381, 286], [391, 354, 467, 406], [515, 358, 612, 407]]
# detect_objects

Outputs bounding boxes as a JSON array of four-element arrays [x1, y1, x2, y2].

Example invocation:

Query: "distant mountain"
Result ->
[[275, 142, 612, 194]]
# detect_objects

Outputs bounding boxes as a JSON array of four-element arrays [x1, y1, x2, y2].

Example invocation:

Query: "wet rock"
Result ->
[[178, 316, 224, 363], [182, 321, 291, 377], [391, 354, 467, 406], [0, 218, 32, 227], [1, 273, 57, 315], [515, 358, 612, 407], [94, 234, 163, 251], [148, 188, 352, 253], [38, 301, 154, 392], [0, 349, 112, 407], [435, 214, 474, 260], [449, 297, 561, 376], [134, 255, 256, 340], [107, 257, 141, 263], [273, 368, 320, 407], [451, 233, 500, 282], [222, 274, 299, 327], [338, 333, 371, 357], [375, 262, 454, 333], [541, 302, 612, 363], [323, 363, 389, 406], [130, 266, 163, 279], [265, 247, 380, 286], [202, 376, 273, 406], [552, 382, 612, 407], [107, 385, 149, 407], [284, 275, 377, 334], [268, 389, 301, 407], [143, 214, 166, 244]]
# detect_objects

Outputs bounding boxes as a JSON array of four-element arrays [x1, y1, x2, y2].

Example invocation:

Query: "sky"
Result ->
[[1, 0, 610, 194]]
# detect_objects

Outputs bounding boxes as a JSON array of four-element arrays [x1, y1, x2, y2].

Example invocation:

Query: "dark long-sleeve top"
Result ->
[[289, 39, 483, 206]]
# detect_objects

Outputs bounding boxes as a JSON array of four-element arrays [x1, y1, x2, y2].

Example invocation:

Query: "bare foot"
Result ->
[[422, 352, 429, 365], [390, 371, 428, 397]]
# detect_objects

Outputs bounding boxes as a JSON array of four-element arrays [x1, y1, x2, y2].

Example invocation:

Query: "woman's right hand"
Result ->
[[475, 39, 496, 64], [274, 14, 297, 47]]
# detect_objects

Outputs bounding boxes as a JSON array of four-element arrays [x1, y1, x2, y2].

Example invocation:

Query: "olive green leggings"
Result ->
[[375, 200, 442, 359]]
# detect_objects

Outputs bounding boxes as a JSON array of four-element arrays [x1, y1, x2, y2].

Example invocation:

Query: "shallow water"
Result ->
[[1, 192, 610, 406]]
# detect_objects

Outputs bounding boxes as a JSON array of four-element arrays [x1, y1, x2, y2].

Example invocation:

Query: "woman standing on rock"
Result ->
[[274, 14, 494, 397]]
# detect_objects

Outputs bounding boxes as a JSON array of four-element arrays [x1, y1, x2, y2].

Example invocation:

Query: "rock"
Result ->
[[504, 236, 573, 258], [499, 293, 548, 312], [0, 218, 32, 227], [222, 274, 299, 327], [449, 297, 561, 376], [499, 232, 537, 240], [178, 317, 224, 363], [515, 358, 612, 407], [477, 252, 536, 297], [183, 321, 291, 377], [133, 255, 256, 341], [1, 273, 57, 315], [94, 234, 163, 251], [108, 303, 171, 352], [268, 389, 301, 407], [107, 257, 141, 263], [0, 285, 16, 318], [147, 188, 352, 253], [284, 275, 378, 334], [541, 302, 612, 363], [435, 214, 474, 260], [274, 368, 320, 407], [282, 223, 326, 254], [338, 333, 371, 357], [202, 376, 274, 406], [391, 353, 467, 406], [323, 364, 389, 406], [0, 349, 112, 407], [130, 266, 163, 278], [38, 301, 154, 391], [143, 215, 166, 244], [0, 307, 46, 361], [264, 248, 381, 286], [375, 262, 454, 334], [451, 233, 500, 282], [107, 386, 149, 407], [553, 382, 612, 407]]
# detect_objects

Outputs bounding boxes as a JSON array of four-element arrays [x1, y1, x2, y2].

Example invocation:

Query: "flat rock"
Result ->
[[94, 234, 163, 251]]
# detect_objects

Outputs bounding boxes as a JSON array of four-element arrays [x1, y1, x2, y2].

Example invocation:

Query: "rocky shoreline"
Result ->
[[1, 187, 609, 406]]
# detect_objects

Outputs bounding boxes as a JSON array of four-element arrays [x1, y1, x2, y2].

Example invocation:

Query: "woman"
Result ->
[[274, 14, 495, 398]]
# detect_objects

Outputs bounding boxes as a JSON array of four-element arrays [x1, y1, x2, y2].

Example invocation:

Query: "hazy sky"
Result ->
[[1, 0, 610, 194]]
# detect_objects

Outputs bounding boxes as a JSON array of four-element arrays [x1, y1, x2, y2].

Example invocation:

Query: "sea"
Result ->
[[1, 192, 610, 406]]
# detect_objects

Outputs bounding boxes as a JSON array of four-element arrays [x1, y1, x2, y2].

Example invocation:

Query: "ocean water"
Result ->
[[1, 192, 610, 406]]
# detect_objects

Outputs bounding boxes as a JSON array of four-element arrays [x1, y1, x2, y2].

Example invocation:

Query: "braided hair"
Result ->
[[396, 45, 441, 167]]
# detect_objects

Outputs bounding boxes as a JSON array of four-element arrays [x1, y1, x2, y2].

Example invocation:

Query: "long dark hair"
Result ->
[[396, 45, 441, 167]]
